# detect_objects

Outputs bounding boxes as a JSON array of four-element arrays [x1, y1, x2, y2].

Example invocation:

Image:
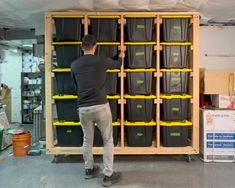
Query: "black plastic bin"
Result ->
[[54, 123, 83, 147], [93, 122, 120, 147], [162, 18, 189, 42], [126, 44, 154, 68], [108, 96, 119, 122], [54, 18, 82, 41], [125, 95, 155, 122], [95, 45, 118, 58], [54, 71, 76, 95], [55, 45, 81, 68], [125, 121, 155, 147], [54, 97, 79, 121], [160, 121, 191, 147], [161, 70, 189, 94], [162, 45, 188, 68], [126, 18, 153, 42], [161, 95, 190, 121], [90, 18, 118, 41], [106, 70, 119, 95], [126, 69, 155, 95]]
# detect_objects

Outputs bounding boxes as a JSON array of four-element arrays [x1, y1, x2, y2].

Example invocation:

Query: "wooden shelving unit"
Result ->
[[45, 11, 200, 156]]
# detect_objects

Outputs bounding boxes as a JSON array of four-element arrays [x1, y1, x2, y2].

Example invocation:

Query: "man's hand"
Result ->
[[118, 51, 125, 59]]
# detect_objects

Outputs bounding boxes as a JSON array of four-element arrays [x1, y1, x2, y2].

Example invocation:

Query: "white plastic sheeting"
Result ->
[[0, 0, 235, 34]]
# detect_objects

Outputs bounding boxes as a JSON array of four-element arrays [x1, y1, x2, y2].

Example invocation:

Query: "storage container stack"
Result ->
[[53, 16, 83, 147], [160, 16, 192, 147], [124, 16, 156, 147], [89, 16, 121, 146]]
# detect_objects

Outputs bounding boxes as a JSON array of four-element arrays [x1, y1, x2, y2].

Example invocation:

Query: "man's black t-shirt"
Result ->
[[71, 54, 121, 107]]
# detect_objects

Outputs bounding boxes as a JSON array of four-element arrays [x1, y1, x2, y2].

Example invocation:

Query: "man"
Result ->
[[71, 34, 123, 187]]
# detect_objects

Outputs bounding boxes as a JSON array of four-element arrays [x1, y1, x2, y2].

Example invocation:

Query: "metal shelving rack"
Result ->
[[21, 72, 42, 124], [45, 12, 199, 157]]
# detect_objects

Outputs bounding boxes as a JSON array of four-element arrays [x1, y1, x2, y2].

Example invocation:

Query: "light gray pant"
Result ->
[[78, 103, 114, 176]]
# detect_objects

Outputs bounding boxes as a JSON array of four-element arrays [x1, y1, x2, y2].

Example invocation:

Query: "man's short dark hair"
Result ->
[[81, 34, 96, 51]]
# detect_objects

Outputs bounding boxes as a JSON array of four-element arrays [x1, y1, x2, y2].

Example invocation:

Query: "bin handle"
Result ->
[[228, 73, 234, 108]]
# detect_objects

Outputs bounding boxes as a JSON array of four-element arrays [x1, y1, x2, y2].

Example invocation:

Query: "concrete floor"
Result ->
[[0, 150, 235, 188]]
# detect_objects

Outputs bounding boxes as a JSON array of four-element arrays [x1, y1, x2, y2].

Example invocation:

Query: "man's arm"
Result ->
[[105, 57, 122, 69], [71, 71, 78, 88], [105, 52, 125, 69]]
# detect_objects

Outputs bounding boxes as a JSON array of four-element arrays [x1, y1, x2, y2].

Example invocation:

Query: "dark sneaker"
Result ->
[[85, 165, 100, 179], [102, 172, 121, 187]]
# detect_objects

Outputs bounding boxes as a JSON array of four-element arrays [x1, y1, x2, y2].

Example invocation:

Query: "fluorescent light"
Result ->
[[10, 48, 18, 53], [22, 44, 33, 47]]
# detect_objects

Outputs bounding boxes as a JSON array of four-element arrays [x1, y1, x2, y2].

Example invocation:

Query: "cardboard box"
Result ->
[[0, 109, 12, 150], [1, 88, 11, 122], [200, 109, 235, 162], [211, 94, 235, 109], [200, 69, 235, 95]]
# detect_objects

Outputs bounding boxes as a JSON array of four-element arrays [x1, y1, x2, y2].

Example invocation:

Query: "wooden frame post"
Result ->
[[45, 14, 53, 153], [119, 15, 125, 148], [156, 15, 161, 149], [192, 14, 200, 152]]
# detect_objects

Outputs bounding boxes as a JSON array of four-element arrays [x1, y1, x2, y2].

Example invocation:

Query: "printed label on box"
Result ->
[[206, 155, 235, 161], [206, 141, 235, 148], [211, 94, 235, 109], [207, 133, 235, 140]]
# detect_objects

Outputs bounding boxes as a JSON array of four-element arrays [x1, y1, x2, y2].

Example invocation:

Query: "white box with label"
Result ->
[[200, 109, 235, 162]]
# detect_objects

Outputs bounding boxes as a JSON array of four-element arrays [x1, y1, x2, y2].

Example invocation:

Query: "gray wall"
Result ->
[[200, 26, 235, 70]]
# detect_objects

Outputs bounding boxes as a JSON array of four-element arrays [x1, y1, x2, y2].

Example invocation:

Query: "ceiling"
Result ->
[[0, 0, 235, 35]]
